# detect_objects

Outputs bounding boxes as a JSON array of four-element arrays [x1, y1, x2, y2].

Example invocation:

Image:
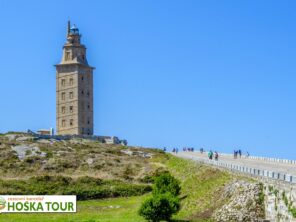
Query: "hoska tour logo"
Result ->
[[0, 195, 76, 213], [0, 197, 6, 211]]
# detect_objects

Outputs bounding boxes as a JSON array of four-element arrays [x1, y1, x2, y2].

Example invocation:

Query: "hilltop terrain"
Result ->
[[0, 132, 164, 181], [0, 132, 265, 221]]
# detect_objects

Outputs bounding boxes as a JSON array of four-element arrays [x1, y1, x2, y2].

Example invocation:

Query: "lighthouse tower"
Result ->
[[55, 21, 94, 135]]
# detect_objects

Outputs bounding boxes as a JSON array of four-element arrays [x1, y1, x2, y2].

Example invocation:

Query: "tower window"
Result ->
[[65, 51, 71, 60], [81, 90, 84, 95], [69, 78, 73, 86], [70, 119, 73, 126], [87, 118, 90, 125], [61, 92, 65, 100], [62, 120, 66, 127], [61, 106, 65, 114], [69, 91, 73, 99], [87, 104, 90, 110], [81, 76, 84, 81], [87, 91, 90, 97], [61, 79, 65, 86], [69, 106, 73, 113]]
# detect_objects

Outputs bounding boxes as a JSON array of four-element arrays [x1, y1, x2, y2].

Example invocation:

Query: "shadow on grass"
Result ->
[[170, 219, 190, 222], [179, 195, 188, 200]]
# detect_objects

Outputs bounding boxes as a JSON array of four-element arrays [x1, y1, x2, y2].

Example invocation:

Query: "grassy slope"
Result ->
[[0, 155, 235, 222], [0, 196, 147, 222], [166, 155, 232, 221]]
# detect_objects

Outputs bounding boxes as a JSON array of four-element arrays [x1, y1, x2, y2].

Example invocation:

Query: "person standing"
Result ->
[[214, 151, 219, 161], [208, 150, 213, 160], [246, 151, 250, 158]]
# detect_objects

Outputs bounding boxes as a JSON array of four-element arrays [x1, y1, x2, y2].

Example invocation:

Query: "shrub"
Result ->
[[46, 151, 53, 158], [76, 176, 103, 185], [153, 173, 181, 196], [139, 193, 180, 222], [290, 207, 296, 218], [257, 183, 264, 205], [139, 172, 181, 221]]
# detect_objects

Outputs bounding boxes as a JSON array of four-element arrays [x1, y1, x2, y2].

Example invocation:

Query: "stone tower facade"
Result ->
[[56, 21, 95, 135]]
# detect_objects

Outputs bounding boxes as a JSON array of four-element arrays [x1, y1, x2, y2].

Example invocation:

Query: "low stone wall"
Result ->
[[220, 153, 296, 165], [27, 130, 127, 145], [181, 154, 296, 184]]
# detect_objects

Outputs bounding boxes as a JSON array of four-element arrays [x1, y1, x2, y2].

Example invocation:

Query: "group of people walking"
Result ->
[[233, 150, 249, 159], [233, 149, 242, 159], [208, 150, 219, 161], [172, 148, 179, 154], [171, 147, 249, 162], [183, 147, 194, 152], [172, 147, 194, 153]]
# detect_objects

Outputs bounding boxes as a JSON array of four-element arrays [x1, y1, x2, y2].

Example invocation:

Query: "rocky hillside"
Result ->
[[0, 132, 165, 181]]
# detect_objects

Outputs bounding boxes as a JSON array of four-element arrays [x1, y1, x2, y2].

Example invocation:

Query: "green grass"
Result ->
[[165, 155, 233, 221], [0, 196, 148, 222]]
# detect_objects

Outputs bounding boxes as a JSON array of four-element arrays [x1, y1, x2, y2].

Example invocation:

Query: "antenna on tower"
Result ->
[[67, 20, 70, 36]]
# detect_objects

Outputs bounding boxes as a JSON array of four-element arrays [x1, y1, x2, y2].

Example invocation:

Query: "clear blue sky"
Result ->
[[1, 0, 296, 159]]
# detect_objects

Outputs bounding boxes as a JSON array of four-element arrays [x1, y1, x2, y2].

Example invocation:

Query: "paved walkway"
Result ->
[[176, 152, 296, 175]]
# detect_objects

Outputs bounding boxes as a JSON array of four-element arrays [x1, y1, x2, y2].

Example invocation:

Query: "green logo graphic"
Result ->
[[0, 197, 6, 210]]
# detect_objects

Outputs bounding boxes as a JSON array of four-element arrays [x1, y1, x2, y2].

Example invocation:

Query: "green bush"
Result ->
[[290, 207, 296, 218], [139, 193, 180, 222], [140, 168, 170, 184], [153, 173, 181, 196], [139, 172, 181, 221], [257, 183, 264, 206]]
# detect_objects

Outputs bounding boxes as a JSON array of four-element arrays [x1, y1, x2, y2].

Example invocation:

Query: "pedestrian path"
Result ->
[[175, 152, 296, 183]]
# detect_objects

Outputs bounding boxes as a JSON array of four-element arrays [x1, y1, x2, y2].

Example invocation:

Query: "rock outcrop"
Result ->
[[213, 180, 265, 222]]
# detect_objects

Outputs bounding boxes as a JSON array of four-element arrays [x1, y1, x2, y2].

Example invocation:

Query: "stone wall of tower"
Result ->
[[56, 66, 80, 135], [77, 67, 93, 135]]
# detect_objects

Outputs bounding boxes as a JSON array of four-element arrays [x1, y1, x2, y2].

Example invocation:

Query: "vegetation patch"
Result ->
[[0, 176, 152, 200], [0, 196, 148, 222], [139, 173, 181, 222], [164, 155, 233, 221], [0, 134, 167, 181]]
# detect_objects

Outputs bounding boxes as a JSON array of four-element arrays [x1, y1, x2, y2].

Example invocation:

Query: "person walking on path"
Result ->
[[214, 151, 219, 161], [208, 150, 213, 160]]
